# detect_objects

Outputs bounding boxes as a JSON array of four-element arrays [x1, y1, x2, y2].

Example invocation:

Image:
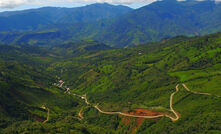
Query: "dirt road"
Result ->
[[41, 106, 50, 123], [165, 84, 180, 121], [78, 108, 84, 120], [94, 105, 164, 119], [60, 82, 179, 121], [182, 83, 212, 96], [57, 80, 220, 122], [58, 80, 185, 121], [93, 84, 182, 121]]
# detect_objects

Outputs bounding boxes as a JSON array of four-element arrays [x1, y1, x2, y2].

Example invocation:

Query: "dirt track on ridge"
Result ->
[[59, 81, 218, 122]]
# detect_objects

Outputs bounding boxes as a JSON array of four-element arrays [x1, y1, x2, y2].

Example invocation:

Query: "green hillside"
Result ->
[[99, 0, 221, 47], [1, 0, 221, 47], [0, 3, 132, 32], [0, 33, 220, 133]]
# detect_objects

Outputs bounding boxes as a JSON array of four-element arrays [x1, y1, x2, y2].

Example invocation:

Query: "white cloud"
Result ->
[[0, 0, 156, 9], [0, 0, 27, 8], [0, 0, 220, 9]]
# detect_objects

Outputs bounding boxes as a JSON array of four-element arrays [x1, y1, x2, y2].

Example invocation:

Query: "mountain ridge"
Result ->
[[0, 3, 132, 32], [1, 0, 221, 47]]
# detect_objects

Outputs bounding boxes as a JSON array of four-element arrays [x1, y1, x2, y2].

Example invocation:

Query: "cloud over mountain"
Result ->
[[1, 0, 220, 9], [0, 0, 155, 8], [0, 0, 28, 8]]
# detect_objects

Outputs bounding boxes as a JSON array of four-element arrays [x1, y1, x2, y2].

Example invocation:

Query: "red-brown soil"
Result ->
[[122, 109, 163, 134], [128, 108, 162, 116], [122, 116, 131, 125]]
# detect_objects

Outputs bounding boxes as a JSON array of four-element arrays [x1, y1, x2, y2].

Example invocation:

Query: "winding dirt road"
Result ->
[[94, 105, 164, 119], [41, 106, 50, 124], [182, 83, 221, 98], [59, 80, 218, 122], [83, 95, 90, 105], [182, 83, 212, 96], [165, 84, 180, 121], [78, 108, 84, 120], [91, 85, 183, 121], [60, 82, 180, 121], [77, 91, 177, 120]]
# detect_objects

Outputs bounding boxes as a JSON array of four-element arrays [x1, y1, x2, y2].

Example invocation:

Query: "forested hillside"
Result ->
[[0, 33, 220, 133], [1, 0, 221, 47], [99, 0, 221, 46], [0, 3, 132, 32]]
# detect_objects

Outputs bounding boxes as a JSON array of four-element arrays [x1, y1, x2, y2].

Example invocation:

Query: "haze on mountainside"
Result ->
[[0, 0, 153, 10], [0, 0, 221, 134], [0, 0, 221, 47]]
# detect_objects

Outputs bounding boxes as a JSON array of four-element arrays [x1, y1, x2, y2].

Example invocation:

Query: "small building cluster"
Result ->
[[53, 80, 64, 87]]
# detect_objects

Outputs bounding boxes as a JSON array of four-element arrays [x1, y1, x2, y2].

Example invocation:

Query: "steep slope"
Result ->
[[0, 44, 108, 134], [50, 33, 221, 133], [0, 32, 221, 133], [1, 0, 221, 47], [0, 3, 132, 32], [99, 0, 221, 47], [51, 40, 111, 57]]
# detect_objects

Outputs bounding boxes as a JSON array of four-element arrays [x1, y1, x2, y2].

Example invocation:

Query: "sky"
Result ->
[[0, 0, 157, 12]]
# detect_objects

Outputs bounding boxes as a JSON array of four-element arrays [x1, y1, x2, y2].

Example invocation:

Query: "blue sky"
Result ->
[[0, 0, 155, 12]]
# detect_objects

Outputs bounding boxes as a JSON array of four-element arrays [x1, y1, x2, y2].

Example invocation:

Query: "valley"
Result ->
[[0, 33, 221, 133], [0, 1, 221, 133]]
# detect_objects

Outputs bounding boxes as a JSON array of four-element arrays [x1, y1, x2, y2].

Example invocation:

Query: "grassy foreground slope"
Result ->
[[0, 44, 111, 134], [0, 33, 221, 133], [53, 33, 221, 133]]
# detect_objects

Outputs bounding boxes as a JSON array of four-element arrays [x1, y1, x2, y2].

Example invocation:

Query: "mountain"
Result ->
[[1, 0, 221, 47], [98, 0, 221, 46], [0, 32, 221, 133], [0, 3, 132, 32], [1, 0, 221, 133]]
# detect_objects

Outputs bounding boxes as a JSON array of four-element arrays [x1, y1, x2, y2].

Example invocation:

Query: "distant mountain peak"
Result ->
[[86, 2, 132, 9], [87, 2, 111, 6], [162, 0, 177, 2]]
